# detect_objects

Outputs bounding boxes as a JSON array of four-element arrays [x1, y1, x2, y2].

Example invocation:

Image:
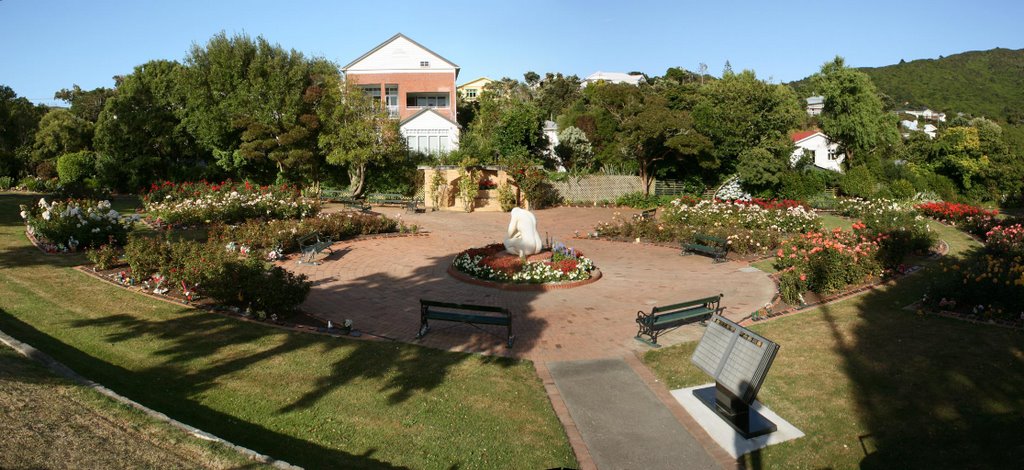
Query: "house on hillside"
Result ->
[[342, 33, 460, 155], [581, 71, 644, 87], [902, 108, 946, 122], [805, 96, 824, 116], [900, 120, 938, 139], [790, 130, 843, 172], [457, 77, 492, 101]]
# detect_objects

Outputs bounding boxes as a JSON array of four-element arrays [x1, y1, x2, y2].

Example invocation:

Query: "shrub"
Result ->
[[615, 191, 664, 209], [57, 151, 96, 184], [840, 199, 936, 267], [143, 180, 318, 225], [86, 244, 123, 270], [21, 198, 136, 251], [779, 171, 827, 200], [19, 177, 43, 192], [0, 176, 13, 191], [208, 212, 401, 257], [774, 229, 883, 304], [890, 179, 916, 200], [839, 166, 878, 199], [498, 183, 517, 212], [916, 201, 999, 236], [457, 167, 477, 212]]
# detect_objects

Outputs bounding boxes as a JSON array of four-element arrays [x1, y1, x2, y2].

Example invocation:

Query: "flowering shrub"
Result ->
[[838, 198, 936, 267], [774, 229, 883, 304], [86, 244, 122, 270], [452, 243, 595, 283], [730, 198, 808, 210], [916, 201, 999, 236], [21, 198, 137, 251], [143, 180, 318, 225], [478, 177, 498, 190], [594, 198, 820, 255], [123, 235, 310, 315], [985, 224, 1024, 256], [208, 211, 403, 257]]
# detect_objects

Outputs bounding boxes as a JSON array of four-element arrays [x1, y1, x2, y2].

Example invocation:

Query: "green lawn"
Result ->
[[646, 220, 1024, 468], [0, 193, 575, 469]]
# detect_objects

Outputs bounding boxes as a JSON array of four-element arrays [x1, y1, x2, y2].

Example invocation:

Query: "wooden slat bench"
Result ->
[[635, 294, 724, 346], [416, 299, 514, 347], [297, 233, 333, 265], [681, 233, 729, 263], [320, 190, 370, 212]]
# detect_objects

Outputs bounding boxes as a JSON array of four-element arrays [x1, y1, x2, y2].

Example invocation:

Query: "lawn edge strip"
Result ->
[[0, 327, 299, 470], [534, 361, 596, 470]]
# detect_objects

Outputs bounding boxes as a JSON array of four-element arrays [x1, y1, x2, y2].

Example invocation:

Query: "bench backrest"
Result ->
[[420, 299, 510, 317], [694, 234, 727, 246], [651, 294, 723, 315]]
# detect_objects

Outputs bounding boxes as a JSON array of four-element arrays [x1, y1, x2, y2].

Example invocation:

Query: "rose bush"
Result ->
[[916, 201, 999, 237], [773, 228, 884, 305], [21, 198, 137, 251], [208, 211, 405, 257], [143, 180, 318, 225]]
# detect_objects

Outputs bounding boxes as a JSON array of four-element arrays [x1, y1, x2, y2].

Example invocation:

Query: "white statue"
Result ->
[[504, 207, 543, 256]]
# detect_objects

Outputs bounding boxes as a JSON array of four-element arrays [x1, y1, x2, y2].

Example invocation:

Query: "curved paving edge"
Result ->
[[447, 265, 603, 291], [0, 327, 300, 470]]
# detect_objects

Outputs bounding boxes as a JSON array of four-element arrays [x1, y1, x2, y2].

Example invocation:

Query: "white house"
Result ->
[[902, 108, 946, 122], [900, 120, 938, 139], [790, 130, 843, 172], [581, 71, 644, 87], [805, 96, 824, 116], [343, 33, 461, 154], [400, 108, 460, 155]]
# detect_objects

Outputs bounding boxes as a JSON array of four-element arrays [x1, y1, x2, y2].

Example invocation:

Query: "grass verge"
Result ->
[[645, 219, 1024, 468], [0, 193, 575, 469]]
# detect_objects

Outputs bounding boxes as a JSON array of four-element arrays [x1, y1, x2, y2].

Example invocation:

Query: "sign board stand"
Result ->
[[690, 315, 780, 439]]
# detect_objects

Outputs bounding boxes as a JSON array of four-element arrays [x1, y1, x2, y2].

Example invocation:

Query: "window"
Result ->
[[828, 147, 839, 160], [405, 128, 450, 155], [406, 93, 448, 108], [360, 85, 381, 101], [466, 89, 477, 99], [420, 61, 430, 67], [385, 85, 399, 118]]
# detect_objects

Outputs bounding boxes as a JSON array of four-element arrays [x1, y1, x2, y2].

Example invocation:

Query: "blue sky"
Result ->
[[3, 0, 1022, 106]]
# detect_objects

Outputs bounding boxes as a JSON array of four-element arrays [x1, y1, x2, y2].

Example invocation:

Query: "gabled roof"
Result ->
[[805, 96, 824, 105], [458, 77, 493, 88], [583, 71, 644, 85], [342, 33, 460, 72], [399, 108, 460, 128], [790, 130, 821, 143]]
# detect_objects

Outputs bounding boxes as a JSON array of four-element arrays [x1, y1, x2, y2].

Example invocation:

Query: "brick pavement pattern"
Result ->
[[291, 206, 776, 362]]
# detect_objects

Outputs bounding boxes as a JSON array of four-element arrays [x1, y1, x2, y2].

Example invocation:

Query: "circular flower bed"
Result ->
[[451, 242, 597, 287]]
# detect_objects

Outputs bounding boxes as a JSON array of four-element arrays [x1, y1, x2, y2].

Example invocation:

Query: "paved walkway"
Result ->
[[291, 206, 776, 362], [546, 358, 719, 470]]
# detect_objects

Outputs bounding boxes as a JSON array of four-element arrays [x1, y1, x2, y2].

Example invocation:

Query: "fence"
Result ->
[[550, 175, 646, 203]]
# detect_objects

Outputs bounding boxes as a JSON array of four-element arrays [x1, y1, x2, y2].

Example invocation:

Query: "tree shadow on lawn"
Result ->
[[0, 307, 420, 469], [819, 258, 1024, 469]]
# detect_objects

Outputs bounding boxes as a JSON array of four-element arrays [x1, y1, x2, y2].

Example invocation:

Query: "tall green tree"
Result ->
[[318, 81, 406, 197], [179, 32, 332, 182], [93, 60, 205, 191], [31, 108, 94, 168], [54, 85, 115, 123], [692, 69, 803, 174], [811, 57, 900, 164], [535, 73, 582, 118], [0, 85, 46, 178], [617, 93, 710, 195]]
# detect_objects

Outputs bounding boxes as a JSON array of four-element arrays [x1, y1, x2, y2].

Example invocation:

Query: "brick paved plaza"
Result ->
[[290, 206, 776, 362]]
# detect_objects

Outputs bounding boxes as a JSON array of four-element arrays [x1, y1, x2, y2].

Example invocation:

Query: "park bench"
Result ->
[[367, 192, 409, 207], [321, 189, 371, 212], [636, 208, 656, 221], [416, 299, 514, 347], [297, 233, 334, 265], [681, 233, 729, 263], [635, 293, 724, 346]]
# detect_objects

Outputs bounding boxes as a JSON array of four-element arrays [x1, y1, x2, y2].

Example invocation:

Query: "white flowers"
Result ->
[[19, 211, 28, 220], [42, 210, 51, 221]]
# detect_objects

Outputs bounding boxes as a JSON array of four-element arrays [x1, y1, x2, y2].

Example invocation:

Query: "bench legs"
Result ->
[[415, 315, 514, 348]]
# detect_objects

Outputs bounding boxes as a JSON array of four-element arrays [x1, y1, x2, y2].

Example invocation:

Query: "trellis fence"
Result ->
[[550, 175, 646, 203]]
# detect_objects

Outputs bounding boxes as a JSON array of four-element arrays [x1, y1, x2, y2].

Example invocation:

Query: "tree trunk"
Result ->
[[349, 164, 366, 198], [640, 162, 652, 196]]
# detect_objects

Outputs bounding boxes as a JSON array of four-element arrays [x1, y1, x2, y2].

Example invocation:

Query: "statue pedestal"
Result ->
[[693, 384, 777, 439]]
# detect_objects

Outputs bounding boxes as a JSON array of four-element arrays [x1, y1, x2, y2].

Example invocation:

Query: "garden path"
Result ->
[[291, 206, 776, 362]]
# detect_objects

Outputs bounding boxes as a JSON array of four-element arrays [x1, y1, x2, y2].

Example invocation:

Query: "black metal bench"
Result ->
[[636, 208, 656, 221], [681, 233, 729, 263], [321, 189, 371, 212], [297, 233, 333, 265], [635, 293, 724, 346], [416, 299, 514, 347]]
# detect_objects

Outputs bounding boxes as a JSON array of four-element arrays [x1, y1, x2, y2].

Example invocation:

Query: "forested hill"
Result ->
[[792, 48, 1024, 123]]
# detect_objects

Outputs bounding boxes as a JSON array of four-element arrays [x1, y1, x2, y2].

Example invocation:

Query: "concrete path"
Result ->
[[547, 358, 719, 470]]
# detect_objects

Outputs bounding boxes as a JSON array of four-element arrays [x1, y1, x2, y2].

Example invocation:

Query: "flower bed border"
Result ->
[[447, 263, 602, 291], [24, 227, 79, 255], [740, 239, 949, 326]]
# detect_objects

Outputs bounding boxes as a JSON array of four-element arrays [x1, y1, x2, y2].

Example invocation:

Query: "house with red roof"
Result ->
[[790, 130, 843, 172]]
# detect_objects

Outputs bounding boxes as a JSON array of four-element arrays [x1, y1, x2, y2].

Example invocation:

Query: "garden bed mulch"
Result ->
[[447, 265, 602, 291], [738, 239, 950, 327], [75, 265, 380, 341], [902, 302, 1024, 331]]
